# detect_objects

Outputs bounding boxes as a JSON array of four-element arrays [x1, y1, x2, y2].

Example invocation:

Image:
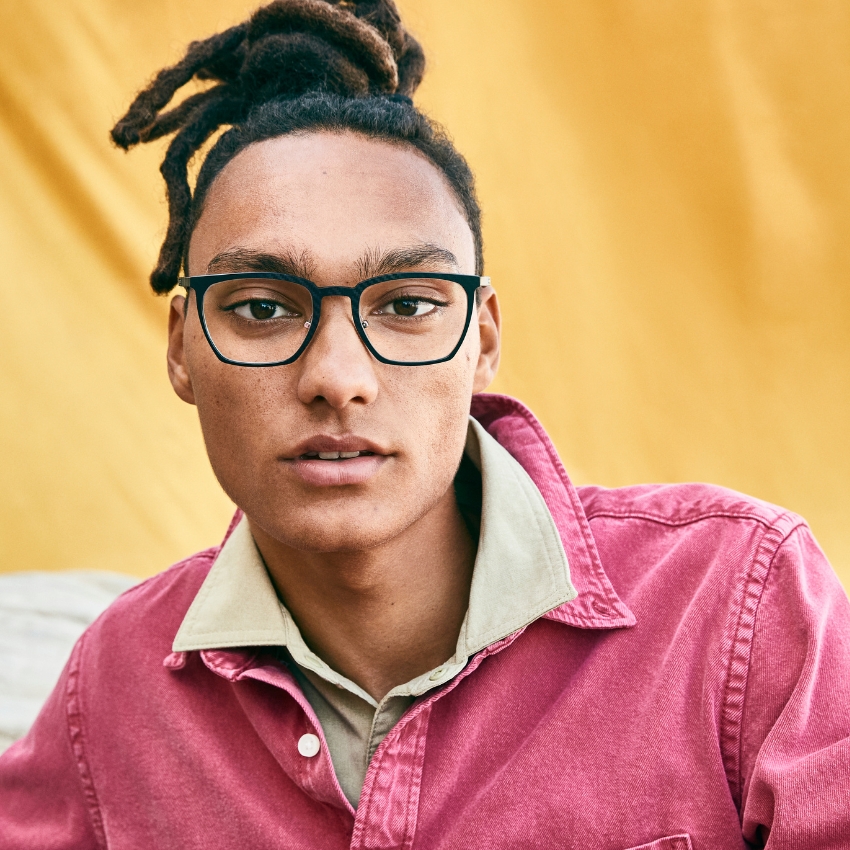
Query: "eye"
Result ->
[[378, 297, 438, 317], [232, 300, 297, 320]]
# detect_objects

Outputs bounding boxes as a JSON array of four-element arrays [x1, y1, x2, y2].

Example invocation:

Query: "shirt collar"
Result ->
[[470, 393, 635, 630], [173, 417, 578, 689]]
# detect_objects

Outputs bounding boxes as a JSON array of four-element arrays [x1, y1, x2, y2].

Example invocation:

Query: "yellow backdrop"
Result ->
[[1, 1, 848, 585]]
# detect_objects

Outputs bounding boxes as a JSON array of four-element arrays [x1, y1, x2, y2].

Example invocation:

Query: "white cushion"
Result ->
[[0, 571, 137, 751]]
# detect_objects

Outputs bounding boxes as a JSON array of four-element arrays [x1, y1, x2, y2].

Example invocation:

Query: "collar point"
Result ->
[[163, 650, 188, 670], [543, 596, 636, 630]]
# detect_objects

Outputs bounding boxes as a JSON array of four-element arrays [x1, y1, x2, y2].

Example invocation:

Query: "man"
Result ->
[[2, 2, 849, 847]]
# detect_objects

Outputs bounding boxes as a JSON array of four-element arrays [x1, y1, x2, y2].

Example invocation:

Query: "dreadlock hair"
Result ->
[[111, 0, 483, 294]]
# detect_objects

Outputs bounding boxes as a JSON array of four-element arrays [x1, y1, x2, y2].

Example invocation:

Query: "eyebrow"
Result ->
[[207, 247, 316, 278], [206, 243, 460, 281], [356, 244, 460, 278]]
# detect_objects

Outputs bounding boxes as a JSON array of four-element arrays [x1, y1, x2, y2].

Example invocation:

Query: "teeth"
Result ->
[[303, 450, 366, 460]]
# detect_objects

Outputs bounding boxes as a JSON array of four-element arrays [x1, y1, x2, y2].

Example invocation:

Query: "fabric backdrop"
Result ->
[[1, 0, 848, 587]]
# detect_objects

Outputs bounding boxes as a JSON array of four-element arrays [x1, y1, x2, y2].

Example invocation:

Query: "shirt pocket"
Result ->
[[623, 835, 693, 850]]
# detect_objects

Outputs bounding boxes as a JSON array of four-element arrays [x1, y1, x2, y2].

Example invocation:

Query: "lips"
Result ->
[[284, 436, 390, 486], [287, 435, 388, 460]]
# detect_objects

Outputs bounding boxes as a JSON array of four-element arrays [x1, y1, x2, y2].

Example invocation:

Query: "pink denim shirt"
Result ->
[[2, 393, 849, 849]]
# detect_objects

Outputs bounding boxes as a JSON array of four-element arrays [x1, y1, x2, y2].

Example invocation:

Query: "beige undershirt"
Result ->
[[173, 418, 577, 808]]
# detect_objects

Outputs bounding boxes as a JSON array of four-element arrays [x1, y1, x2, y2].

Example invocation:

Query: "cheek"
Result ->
[[387, 352, 477, 482], [184, 324, 288, 469]]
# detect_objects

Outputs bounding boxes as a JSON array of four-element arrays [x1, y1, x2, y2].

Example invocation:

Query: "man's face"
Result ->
[[168, 131, 500, 553]]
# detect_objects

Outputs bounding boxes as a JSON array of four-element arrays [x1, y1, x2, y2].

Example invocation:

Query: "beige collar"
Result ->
[[173, 417, 576, 705]]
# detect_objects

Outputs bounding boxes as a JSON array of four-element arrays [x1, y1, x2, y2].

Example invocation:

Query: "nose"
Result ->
[[295, 296, 379, 409]]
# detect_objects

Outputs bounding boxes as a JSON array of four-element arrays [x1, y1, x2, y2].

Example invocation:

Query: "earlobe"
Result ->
[[472, 287, 501, 393], [166, 294, 197, 405]]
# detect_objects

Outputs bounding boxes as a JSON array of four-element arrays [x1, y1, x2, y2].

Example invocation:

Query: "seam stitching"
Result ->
[[65, 633, 107, 850], [717, 512, 805, 811], [401, 709, 430, 850], [585, 508, 785, 530]]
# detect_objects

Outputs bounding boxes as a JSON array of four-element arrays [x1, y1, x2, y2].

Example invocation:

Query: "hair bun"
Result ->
[[112, 0, 424, 151], [241, 0, 400, 98]]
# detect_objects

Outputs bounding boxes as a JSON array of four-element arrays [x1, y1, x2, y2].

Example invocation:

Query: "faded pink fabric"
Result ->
[[2, 393, 849, 849]]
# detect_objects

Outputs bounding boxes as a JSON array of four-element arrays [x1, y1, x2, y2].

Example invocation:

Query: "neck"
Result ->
[[249, 487, 476, 702]]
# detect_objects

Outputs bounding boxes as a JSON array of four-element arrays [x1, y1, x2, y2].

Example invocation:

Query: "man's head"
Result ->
[[114, 0, 500, 554]]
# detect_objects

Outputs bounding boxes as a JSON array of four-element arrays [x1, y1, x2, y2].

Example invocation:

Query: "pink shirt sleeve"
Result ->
[[740, 524, 850, 848], [0, 638, 103, 849]]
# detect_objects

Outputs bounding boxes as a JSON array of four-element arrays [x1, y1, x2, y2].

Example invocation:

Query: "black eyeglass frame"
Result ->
[[178, 271, 491, 367]]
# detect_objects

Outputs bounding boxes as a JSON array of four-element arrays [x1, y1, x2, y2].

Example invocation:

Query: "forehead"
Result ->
[[187, 131, 475, 277]]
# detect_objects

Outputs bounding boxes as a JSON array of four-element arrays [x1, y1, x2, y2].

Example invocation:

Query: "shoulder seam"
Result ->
[[65, 632, 108, 850], [585, 508, 796, 531], [717, 515, 805, 811], [111, 547, 218, 604]]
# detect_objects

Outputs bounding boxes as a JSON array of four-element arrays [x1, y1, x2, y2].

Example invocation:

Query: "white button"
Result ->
[[429, 667, 447, 682], [297, 733, 321, 758]]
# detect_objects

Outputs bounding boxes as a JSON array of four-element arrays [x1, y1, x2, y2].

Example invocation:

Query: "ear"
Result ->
[[167, 294, 197, 405], [472, 285, 501, 393]]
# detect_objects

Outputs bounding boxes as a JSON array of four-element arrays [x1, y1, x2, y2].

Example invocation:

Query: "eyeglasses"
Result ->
[[179, 272, 490, 367]]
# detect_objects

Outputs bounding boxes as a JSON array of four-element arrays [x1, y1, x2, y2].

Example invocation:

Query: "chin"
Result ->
[[249, 498, 417, 554], [269, 518, 404, 554]]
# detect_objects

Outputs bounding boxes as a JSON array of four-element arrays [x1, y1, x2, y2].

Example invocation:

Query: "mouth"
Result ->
[[286, 435, 388, 461], [284, 438, 390, 487], [296, 450, 378, 461]]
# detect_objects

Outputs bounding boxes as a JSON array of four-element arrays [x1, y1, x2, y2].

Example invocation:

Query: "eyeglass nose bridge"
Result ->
[[301, 285, 370, 336], [300, 284, 369, 337], [303, 317, 369, 330]]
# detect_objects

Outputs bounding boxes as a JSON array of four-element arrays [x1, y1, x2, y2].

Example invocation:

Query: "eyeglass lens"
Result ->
[[200, 277, 470, 364]]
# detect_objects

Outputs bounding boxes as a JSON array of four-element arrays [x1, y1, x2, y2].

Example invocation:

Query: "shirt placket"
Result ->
[[201, 631, 526, 848], [351, 705, 432, 850], [237, 649, 434, 847], [350, 629, 527, 849]]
